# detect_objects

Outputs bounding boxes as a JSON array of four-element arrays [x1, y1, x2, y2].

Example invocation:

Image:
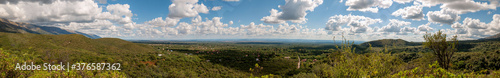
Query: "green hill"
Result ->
[[0, 32, 249, 77], [479, 33, 500, 40], [360, 39, 421, 47]]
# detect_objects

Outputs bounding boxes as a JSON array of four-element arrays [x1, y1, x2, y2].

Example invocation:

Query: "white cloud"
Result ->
[[451, 22, 464, 28], [145, 17, 168, 27], [239, 22, 273, 35], [490, 14, 500, 31], [261, 0, 323, 24], [462, 17, 488, 29], [426, 9, 461, 25], [417, 23, 433, 32], [62, 20, 121, 37], [274, 23, 301, 34], [392, 4, 424, 20], [167, 0, 209, 19], [145, 17, 180, 27], [445, 14, 500, 39], [229, 21, 234, 25], [0, 0, 142, 38], [440, 0, 496, 14], [399, 26, 417, 35], [105, 4, 134, 24], [192, 17, 228, 27], [325, 14, 382, 32], [0, 0, 103, 24], [414, 0, 496, 14], [376, 19, 421, 35], [261, 9, 286, 24], [0, 0, 83, 4], [378, 19, 411, 33], [191, 17, 230, 34], [107, 4, 133, 17], [176, 22, 194, 35], [415, 0, 466, 7], [345, 0, 393, 13], [211, 6, 222, 11], [0, 0, 134, 26], [394, 0, 412, 4]]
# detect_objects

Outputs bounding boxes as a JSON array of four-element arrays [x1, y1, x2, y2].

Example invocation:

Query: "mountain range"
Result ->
[[479, 33, 500, 40], [0, 18, 100, 39]]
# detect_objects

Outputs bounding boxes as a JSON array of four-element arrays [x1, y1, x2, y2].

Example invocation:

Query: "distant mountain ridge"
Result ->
[[479, 33, 500, 40], [0, 18, 100, 39]]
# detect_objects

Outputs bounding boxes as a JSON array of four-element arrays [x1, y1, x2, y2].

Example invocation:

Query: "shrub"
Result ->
[[423, 31, 458, 69]]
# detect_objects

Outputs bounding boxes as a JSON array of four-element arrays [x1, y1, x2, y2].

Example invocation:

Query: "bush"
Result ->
[[423, 31, 458, 69], [312, 36, 404, 77]]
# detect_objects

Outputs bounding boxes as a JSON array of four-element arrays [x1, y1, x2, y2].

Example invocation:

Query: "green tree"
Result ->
[[423, 31, 458, 69]]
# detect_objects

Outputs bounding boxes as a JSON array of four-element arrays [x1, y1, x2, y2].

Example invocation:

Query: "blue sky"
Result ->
[[0, 0, 499, 41]]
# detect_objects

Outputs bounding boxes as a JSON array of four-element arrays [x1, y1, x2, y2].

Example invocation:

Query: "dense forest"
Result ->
[[1, 32, 500, 77]]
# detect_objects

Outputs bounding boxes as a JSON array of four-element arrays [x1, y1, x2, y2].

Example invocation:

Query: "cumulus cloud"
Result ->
[[211, 6, 222, 11], [426, 9, 461, 25], [274, 23, 301, 34], [345, 0, 393, 13], [462, 18, 488, 29], [378, 19, 418, 35], [176, 22, 194, 35], [162, 16, 328, 37], [0, 0, 142, 38], [415, 0, 496, 14], [440, 0, 496, 14], [107, 4, 133, 17], [0, 0, 135, 26], [325, 14, 382, 33], [378, 19, 410, 32], [261, 0, 323, 24], [0, 0, 103, 24], [394, 0, 412, 4], [261, 9, 286, 24], [60, 19, 121, 37], [392, 4, 424, 20], [490, 14, 500, 31], [167, 0, 209, 19], [417, 23, 433, 32], [399, 26, 417, 35], [445, 14, 500, 39], [415, 0, 466, 7], [145, 17, 180, 27], [0, 0, 86, 4], [191, 17, 230, 34], [105, 4, 134, 24], [451, 22, 464, 28], [239, 22, 273, 35]]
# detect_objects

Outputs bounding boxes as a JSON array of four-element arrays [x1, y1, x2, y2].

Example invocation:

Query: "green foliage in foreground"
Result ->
[[2, 32, 500, 77], [0, 48, 127, 77], [393, 61, 500, 78], [0, 32, 250, 77], [423, 31, 458, 69], [311, 39, 405, 77]]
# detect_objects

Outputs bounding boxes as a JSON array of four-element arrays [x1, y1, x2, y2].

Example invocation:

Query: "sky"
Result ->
[[0, 0, 499, 41]]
